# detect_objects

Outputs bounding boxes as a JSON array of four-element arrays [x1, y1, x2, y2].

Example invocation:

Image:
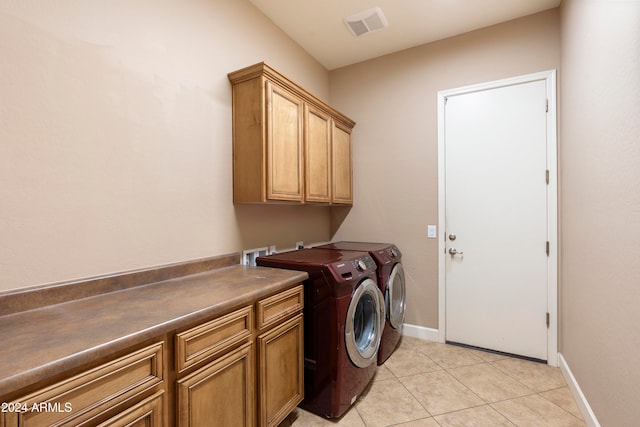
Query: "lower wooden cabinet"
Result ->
[[177, 342, 254, 427], [257, 314, 304, 427], [1, 284, 304, 427], [97, 390, 165, 427], [176, 285, 304, 427], [3, 342, 165, 427]]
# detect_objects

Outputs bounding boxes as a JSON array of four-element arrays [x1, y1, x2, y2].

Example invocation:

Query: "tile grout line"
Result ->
[[389, 368, 436, 422], [389, 347, 502, 421], [390, 342, 498, 419], [486, 359, 586, 422], [401, 341, 580, 425], [535, 389, 588, 423], [284, 339, 586, 427]]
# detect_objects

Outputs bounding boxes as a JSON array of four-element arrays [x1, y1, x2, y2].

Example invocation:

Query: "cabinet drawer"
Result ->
[[4, 342, 164, 427], [256, 285, 303, 331], [96, 390, 164, 427], [175, 305, 253, 373]]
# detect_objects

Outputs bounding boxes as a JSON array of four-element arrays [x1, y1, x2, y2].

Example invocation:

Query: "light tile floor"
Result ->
[[279, 337, 585, 427]]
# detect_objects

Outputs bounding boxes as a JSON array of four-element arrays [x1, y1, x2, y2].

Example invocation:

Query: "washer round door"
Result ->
[[387, 263, 406, 330], [345, 278, 385, 368]]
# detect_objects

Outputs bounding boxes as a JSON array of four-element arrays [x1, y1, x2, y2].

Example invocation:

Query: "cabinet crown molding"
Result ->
[[228, 62, 355, 129]]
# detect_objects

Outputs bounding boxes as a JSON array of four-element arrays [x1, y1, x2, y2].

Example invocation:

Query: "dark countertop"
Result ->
[[0, 265, 308, 395]]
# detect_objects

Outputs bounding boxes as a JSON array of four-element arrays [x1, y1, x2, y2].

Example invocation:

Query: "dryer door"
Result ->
[[345, 278, 385, 368], [387, 263, 406, 330]]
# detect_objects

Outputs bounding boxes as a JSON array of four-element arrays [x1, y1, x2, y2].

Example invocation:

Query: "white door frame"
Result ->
[[437, 70, 558, 366]]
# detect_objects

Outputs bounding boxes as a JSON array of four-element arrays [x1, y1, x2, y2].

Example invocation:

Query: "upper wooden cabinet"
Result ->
[[229, 63, 355, 205], [266, 81, 304, 202], [332, 121, 353, 205], [305, 104, 331, 203]]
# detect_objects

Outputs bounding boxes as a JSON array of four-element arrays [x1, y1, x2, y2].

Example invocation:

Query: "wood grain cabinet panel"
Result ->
[[305, 105, 332, 203], [230, 71, 304, 204], [96, 390, 164, 427], [256, 285, 304, 331], [0, 277, 305, 427], [176, 342, 254, 427], [229, 62, 355, 205], [175, 305, 253, 373], [4, 342, 164, 427], [257, 314, 304, 427], [266, 82, 304, 202], [332, 122, 354, 205], [174, 285, 304, 427]]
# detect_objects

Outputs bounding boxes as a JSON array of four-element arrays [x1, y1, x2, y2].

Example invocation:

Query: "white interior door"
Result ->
[[443, 78, 550, 361]]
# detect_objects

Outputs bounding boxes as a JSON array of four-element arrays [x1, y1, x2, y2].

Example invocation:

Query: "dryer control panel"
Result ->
[[373, 245, 402, 265], [359, 255, 377, 271], [328, 254, 376, 283]]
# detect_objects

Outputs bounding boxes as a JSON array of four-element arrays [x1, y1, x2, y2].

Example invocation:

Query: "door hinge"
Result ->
[[546, 98, 549, 112], [546, 312, 550, 328], [546, 241, 550, 256], [545, 169, 550, 184]]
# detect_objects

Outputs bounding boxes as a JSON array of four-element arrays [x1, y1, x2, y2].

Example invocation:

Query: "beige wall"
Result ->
[[560, 0, 640, 425], [0, 0, 332, 292], [5, 1, 639, 422], [329, 10, 561, 329]]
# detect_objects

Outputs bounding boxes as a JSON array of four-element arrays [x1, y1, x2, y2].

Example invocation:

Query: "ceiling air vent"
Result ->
[[344, 7, 389, 37]]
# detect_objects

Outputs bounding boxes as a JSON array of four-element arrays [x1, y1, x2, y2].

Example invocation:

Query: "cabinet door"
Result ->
[[266, 81, 304, 202], [257, 314, 304, 427], [177, 342, 254, 427], [332, 122, 353, 205], [304, 105, 331, 203]]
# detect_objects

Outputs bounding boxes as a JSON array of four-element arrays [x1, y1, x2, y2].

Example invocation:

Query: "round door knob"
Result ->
[[449, 234, 457, 241]]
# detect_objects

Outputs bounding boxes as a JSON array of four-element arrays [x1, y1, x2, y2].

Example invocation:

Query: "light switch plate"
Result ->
[[427, 225, 437, 239]]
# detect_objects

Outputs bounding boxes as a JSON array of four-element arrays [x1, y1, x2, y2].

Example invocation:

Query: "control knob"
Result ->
[[355, 259, 367, 271]]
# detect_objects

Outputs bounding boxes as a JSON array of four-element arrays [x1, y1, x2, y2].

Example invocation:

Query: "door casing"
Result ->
[[436, 70, 558, 366]]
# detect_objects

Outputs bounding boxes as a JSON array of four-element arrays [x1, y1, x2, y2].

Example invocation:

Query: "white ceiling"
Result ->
[[249, 0, 561, 70]]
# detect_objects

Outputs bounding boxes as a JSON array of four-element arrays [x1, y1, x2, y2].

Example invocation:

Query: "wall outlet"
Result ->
[[296, 241, 304, 249]]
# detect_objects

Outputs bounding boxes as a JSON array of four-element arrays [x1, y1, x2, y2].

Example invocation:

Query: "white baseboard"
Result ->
[[558, 353, 601, 427], [401, 323, 439, 342]]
